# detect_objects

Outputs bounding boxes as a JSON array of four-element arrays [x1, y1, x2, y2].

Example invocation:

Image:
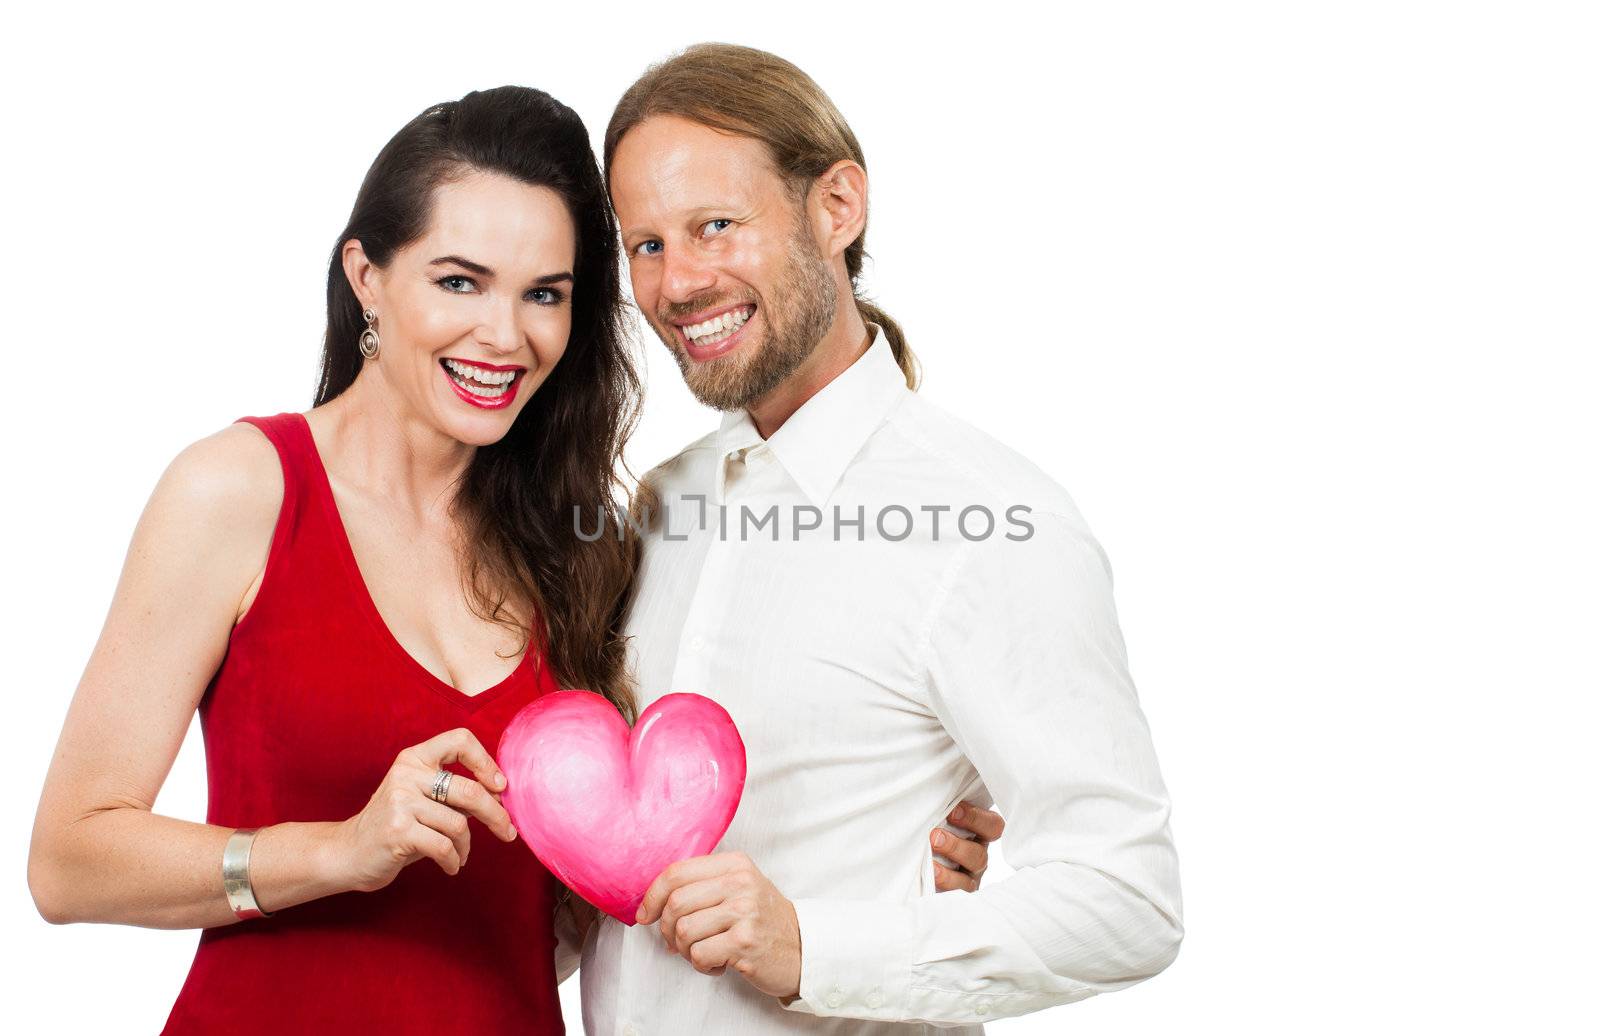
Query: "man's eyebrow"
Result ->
[[430, 255, 493, 275]]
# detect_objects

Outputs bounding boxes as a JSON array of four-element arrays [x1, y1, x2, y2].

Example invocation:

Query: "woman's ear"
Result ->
[[341, 238, 379, 310], [809, 159, 868, 261]]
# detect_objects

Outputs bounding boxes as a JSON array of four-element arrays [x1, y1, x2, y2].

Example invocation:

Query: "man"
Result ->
[[581, 43, 1183, 1033]]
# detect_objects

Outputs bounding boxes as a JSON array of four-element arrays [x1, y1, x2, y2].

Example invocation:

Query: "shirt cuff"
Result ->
[[784, 898, 916, 1020]]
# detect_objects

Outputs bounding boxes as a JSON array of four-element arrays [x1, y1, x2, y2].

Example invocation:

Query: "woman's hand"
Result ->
[[329, 727, 519, 893], [930, 800, 1006, 892]]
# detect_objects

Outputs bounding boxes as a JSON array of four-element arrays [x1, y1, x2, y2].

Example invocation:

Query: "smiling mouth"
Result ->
[[440, 358, 523, 400], [674, 304, 756, 351]]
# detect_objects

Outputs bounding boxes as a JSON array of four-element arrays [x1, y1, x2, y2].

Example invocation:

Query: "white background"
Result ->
[[4, 2, 1596, 1032]]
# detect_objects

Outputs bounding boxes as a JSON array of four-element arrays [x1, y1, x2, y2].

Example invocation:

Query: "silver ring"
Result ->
[[430, 769, 454, 804]]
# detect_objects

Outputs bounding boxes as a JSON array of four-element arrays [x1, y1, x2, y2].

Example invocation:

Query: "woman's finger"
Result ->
[[430, 771, 517, 842], [415, 798, 473, 869], [410, 822, 464, 876], [931, 828, 988, 877], [416, 727, 507, 795], [933, 861, 978, 893], [948, 801, 1006, 843]]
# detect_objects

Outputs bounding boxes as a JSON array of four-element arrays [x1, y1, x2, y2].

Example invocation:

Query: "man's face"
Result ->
[[610, 115, 837, 411]]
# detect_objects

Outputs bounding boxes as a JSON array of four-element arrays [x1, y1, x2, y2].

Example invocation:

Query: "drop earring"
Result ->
[[359, 307, 381, 360]]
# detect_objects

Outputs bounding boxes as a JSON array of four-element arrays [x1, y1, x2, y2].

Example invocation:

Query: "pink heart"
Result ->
[[497, 690, 746, 925]]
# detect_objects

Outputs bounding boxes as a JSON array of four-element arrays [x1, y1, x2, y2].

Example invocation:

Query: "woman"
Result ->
[[29, 85, 634, 1032], [27, 86, 998, 1033]]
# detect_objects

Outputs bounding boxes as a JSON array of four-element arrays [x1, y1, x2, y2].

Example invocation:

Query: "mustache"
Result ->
[[656, 293, 757, 324]]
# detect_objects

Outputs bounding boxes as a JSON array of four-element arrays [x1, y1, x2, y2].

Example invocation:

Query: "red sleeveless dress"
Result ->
[[162, 411, 565, 1034]]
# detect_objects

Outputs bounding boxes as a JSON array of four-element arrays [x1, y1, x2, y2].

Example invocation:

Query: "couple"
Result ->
[[28, 44, 1182, 1034]]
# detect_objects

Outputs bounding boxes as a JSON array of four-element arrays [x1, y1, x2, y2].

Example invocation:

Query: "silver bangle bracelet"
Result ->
[[222, 827, 273, 920]]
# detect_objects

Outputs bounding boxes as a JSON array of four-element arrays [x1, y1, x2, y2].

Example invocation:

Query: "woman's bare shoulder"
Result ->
[[133, 419, 288, 601], [155, 420, 285, 531]]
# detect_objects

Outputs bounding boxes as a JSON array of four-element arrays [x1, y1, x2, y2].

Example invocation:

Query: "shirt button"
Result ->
[[687, 634, 706, 652], [826, 989, 844, 1009], [622, 1025, 640, 1036], [975, 1003, 989, 1017], [866, 989, 884, 1008]]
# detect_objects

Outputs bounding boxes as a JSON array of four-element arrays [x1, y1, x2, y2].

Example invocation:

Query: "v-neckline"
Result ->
[[293, 412, 530, 710]]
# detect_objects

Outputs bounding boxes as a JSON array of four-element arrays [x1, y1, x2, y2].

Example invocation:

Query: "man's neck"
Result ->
[[745, 305, 872, 439]]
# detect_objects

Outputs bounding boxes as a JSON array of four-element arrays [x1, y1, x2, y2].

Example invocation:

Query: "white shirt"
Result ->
[[570, 328, 1183, 1035]]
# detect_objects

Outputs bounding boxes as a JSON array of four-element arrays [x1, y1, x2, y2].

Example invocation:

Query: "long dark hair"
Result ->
[[317, 86, 640, 719]]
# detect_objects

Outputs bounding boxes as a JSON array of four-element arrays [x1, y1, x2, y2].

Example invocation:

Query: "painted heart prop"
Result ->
[[497, 690, 746, 925]]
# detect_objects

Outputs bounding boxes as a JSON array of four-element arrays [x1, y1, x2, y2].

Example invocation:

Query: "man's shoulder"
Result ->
[[884, 391, 1084, 521], [638, 427, 722, 493]]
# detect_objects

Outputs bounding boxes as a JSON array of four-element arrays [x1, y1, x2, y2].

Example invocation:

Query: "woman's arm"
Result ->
[[26, 423, 349, 928]]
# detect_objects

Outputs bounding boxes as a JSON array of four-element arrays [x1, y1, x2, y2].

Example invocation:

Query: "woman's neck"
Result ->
[[311, 367, 476, 527]]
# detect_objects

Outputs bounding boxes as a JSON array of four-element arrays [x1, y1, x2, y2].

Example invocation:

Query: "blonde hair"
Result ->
[[605, 42, 920, 390]]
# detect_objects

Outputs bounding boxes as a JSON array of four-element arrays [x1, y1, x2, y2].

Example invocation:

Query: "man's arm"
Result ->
[[785, 509, 1183, 1025], [553, 892, 599, 985]]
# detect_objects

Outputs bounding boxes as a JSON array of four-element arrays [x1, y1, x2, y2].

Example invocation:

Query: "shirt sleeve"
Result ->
[[784, 510, 1184, 1025], [553, 895, 583, 986]]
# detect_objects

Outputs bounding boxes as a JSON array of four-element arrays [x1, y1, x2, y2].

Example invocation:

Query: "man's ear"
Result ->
[[341, 238, 380, 310], [809, 159, 868, 261]]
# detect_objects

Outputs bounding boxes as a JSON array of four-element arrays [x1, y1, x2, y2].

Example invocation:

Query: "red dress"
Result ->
[[162, 411, 565, 1034]]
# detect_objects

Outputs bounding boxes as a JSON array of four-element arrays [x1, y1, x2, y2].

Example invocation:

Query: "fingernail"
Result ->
[[494, 773, 506, 790], [951, 804, 966, 821], [933, 832, 948, 849]]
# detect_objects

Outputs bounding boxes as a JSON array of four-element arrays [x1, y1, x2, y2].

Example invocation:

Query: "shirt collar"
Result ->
[[715, 324, 909, 506]]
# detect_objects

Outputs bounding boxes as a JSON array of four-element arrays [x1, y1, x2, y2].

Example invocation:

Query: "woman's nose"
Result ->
[[479, 298, 522, 353]]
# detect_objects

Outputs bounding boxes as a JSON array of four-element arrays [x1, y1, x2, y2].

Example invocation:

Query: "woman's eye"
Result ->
[[634, 240, 663, 257], [703, 219, 734, 237], [438, 275, 477, 293], [528, 288, 566, 306]]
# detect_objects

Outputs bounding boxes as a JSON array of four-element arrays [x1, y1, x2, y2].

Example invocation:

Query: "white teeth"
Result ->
[[444, 359, 517, 385], [443, 359, 518, 398], [683, 306, 753, 344]]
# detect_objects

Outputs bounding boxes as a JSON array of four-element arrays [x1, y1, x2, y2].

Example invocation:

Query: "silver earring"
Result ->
[[358, 308, 381, 360]]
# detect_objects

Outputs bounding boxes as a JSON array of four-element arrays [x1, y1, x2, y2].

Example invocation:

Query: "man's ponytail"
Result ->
[[855, 297, 918, 389]]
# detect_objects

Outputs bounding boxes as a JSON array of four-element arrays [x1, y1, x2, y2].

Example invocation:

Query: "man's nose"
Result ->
[[659, 246, 717, 303]]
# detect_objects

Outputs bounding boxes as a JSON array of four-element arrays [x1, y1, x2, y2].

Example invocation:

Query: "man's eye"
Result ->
[[438, 275, 477, 293], [703, 219, 733, 236], [634, 240, 663, 257]]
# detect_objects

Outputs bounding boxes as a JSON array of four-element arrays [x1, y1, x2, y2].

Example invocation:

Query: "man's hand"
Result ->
[[636, 851, 801, 998], [931, 801, 1006, 892]]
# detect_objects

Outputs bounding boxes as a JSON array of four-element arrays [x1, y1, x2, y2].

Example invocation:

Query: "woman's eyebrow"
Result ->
[[430, 254, 493, 275], [431, 256, 572, 285]]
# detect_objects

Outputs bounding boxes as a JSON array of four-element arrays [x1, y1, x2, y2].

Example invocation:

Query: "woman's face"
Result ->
[[348, 170, 577, 446]]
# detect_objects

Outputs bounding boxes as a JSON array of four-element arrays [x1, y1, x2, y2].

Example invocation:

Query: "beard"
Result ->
[[649, 225, 838, 412]]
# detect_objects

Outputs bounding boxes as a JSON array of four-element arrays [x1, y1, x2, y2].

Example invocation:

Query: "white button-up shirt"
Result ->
[[572, 328, 1183, 1034]]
